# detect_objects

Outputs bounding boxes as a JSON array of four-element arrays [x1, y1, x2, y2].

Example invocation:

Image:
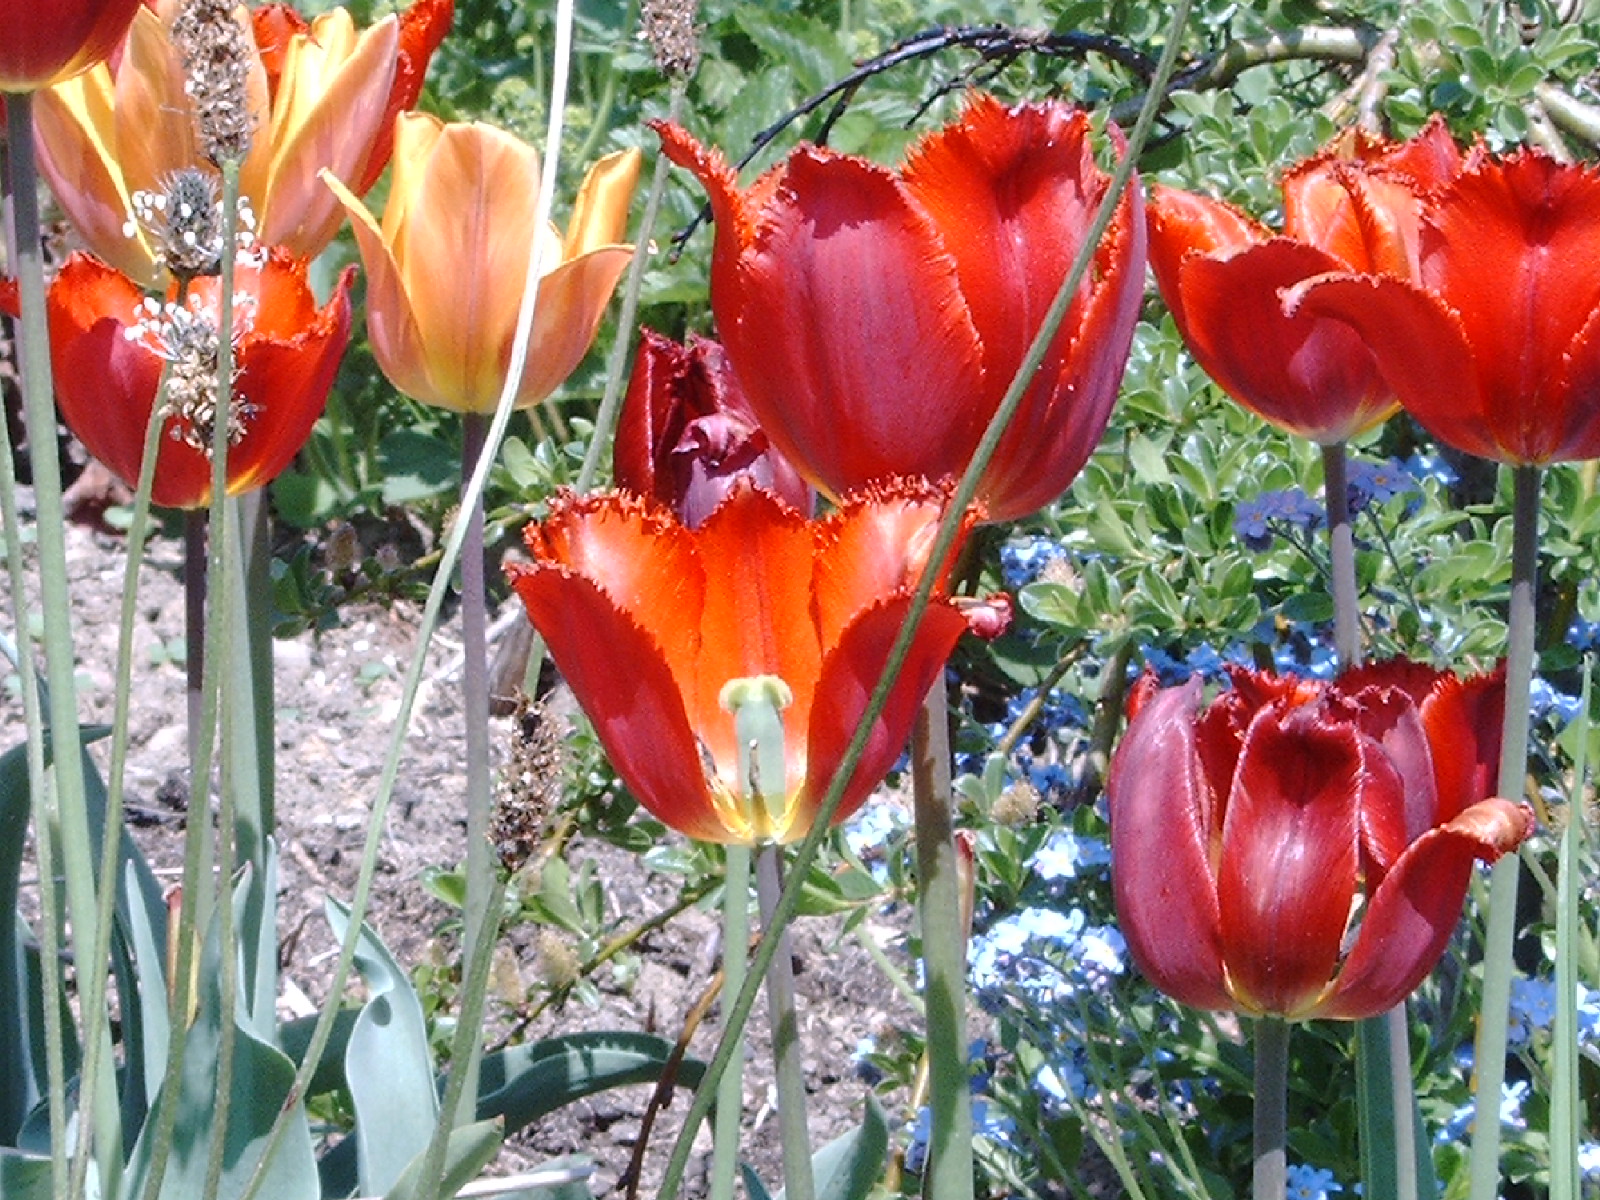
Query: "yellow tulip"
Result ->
[[325, 113, 641, 413]]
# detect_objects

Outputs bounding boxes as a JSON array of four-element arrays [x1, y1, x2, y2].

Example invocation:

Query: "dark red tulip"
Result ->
[[1107, 661, 1531, 1019]]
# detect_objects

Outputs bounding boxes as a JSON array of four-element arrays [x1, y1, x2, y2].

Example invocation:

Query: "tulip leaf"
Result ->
[[0, 1150, 53, 1200], [378, 429, 459, 505], [381, 1119, 502, 1200], [738, 1096, 888, 1200], [325, 897, 439, 1197]]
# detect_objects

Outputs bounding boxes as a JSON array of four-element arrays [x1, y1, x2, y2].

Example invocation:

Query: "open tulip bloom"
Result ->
[[326, 113, 641, 414], [40, 248, 353, 509], [1106, 661, 1533, 1020], [508, 482, 1000, 845], [655, 92, 1145, 524], [33, 0, 452, 284], [1287, 147, 1600, 465], [1146, 118, 1462, 445]]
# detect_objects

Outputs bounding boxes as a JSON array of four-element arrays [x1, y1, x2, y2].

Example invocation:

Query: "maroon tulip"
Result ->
[[1106, 661, 1532, 1020], [614, 328, 812, 526]]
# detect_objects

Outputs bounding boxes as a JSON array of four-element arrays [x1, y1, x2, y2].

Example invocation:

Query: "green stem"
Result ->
[[233, 489, 274, 873], [653, 2, 1192, 1190], [710, 845, 750, 1200], [1254, 1017, 1290, 1200], [186, 510, 207, 760], [758, 846, 815, 1200], [911, 683, 972, 1200], [457, 410, 493, 1131], [1321, 442, 1360, 668], [0, 94, 68, 1197], [8, 89, 121, 1200], [1467, 463, 1540, 1200]]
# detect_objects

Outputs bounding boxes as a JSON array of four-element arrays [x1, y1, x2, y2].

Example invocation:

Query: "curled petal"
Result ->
[[517, 244, 635, 406], [1146, 184, 1265, 336], [0, 0, 141, 91], [1318, 798, 1534, 1018], [1106, 680, 1232, 1010]]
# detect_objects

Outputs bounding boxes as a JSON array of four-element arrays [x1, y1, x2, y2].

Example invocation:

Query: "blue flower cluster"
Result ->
[[970, 906, 1127, 1006], [1028, 829, 1112, 883], [1506, 973, 1600, 1047], [1233, 488, 1324, 551], [1001, 535, 1069, 589]]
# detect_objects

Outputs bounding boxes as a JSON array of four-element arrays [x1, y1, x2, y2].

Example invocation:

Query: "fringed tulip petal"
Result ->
[[509, 570, 731, 844], [356, 0, 453, 194], [727, 147, 988, 495], [1419, 667, 1505, 823], [1146, 185, 1264, 335], [1319, 797, 1534, 1019], [1107, 681, 1233, 1011]]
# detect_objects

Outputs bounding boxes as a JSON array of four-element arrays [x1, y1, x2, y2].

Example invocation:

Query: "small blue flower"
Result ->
[[1529, 678, 1583, 723], [1579, 1142, 1600, 1175], [1507, 975, 1557, 1046], [1001, 536, 1067, 589], [1346, 456, 1419, 512], [1029, 830, 1111, 882], [1406, 451, 1458, 487], [1285, 1163, 1342, 1200]]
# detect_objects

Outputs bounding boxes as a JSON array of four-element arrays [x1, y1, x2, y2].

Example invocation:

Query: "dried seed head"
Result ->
[[641, 0, 701, 78], [535, 928, 581, 989], [171, 0, 254, 164], [123, 168, 260, 282], [991, 779, 1041, 827], [126, 293, 257, 455], [492, 695, 567, 873]]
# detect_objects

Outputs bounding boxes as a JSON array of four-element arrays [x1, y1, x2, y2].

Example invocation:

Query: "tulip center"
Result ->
[[718, 675, 793, 843], [128, 295, 258, 456]]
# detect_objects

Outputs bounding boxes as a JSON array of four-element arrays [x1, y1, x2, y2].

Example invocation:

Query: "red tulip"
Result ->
[[1106, 661, 1531, 1019], [508, 482, 1002, 844], [41, 248, 353, 509], [0, 0, 140, 91], [654, 92, 1145, 523], [1289, 149, 1600, 465], [1147, 118, 1461, 444], [614, 328, 812, 526]]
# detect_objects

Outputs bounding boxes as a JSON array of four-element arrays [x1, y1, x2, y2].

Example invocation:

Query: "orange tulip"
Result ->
[[1291, 149, 1600, 465], [325, 113, 641, 413], [32, 0, 451, 285], [36, 248, 352, 509], [0, 0, 140, 92], [1147, 118, 1461, 444], [655, 93, 1145, 524], [509, 482, 997, 844]]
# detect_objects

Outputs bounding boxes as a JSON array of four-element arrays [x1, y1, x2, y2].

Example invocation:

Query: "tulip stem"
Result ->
[[6, 89, 122, 1200], [0, 88, 70, 1200], [911, 682, 974, 1200], [457, 410, 494, 1132], [186, 511, 208, 758], [1253, 1017, 1290, 1200], [757, 846, 817, 1200], [710, 845, 750, 1200], [1321, 442, 1360, 669], [1467, 462, 1540, 1200]]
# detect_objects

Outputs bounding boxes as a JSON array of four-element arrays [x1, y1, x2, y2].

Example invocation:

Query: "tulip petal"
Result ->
[[509, 568, 734, 843], [564, 148, 642, 258], [1146, 185, 1265, 337], [324, 168, 440, 407], [259, 12, 398, 254], [812, 484, 953, 647], [721, 146, 989, 495], [1284, 272, 1491, 457], [516, 245, 634, 407], [1216, 703, 1364, 1017], [355, 0, 454, 194], [1177, 240, 1398, 442], [689, 486, 821, 792], [796, 597, 968, 840], [1545, 300, 1600, 462], [1283, 160, 1426, 277], [0, 0, 140, 91], [1421, 154, 1600, 462], [1419, 666, 1504, 822], [1318, 798, 1533, 1019], [1106, 680, 1233, 1011]]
